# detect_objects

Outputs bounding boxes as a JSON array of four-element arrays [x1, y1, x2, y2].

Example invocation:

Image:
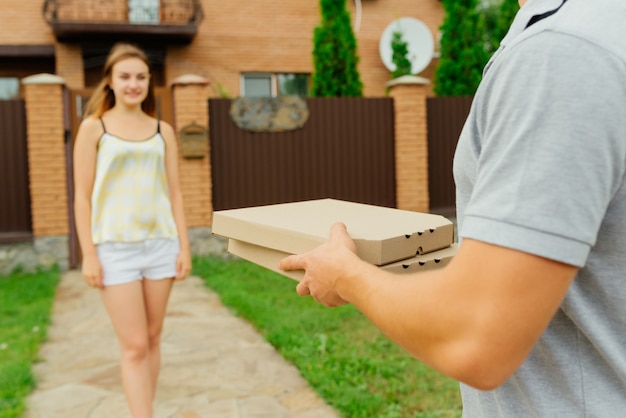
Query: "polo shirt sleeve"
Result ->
[[460, 32, 626, 267]]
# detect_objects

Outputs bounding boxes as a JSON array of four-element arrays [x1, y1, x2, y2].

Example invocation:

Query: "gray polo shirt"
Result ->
[[454, 0, 626, 415]]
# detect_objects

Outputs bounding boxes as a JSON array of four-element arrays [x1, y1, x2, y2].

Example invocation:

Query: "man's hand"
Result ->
[[279, 222, 360, 307]]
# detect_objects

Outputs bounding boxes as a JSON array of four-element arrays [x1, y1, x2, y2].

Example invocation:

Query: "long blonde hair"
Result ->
[[83, 43, 156, 118]]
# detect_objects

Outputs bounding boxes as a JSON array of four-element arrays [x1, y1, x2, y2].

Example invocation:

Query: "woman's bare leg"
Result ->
[[100, 281, 153, 418], [141, 278, 174, 397]]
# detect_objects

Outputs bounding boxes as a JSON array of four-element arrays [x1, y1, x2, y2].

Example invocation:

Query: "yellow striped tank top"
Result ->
[[90, 120, 178, 244]]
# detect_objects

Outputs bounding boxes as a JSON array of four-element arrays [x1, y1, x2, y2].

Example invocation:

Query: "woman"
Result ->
[[73, 43, 191, 418]]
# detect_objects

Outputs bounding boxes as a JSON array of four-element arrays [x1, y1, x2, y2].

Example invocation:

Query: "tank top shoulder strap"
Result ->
[[156, 119, 161, 134], [100, 118, 107, 133]]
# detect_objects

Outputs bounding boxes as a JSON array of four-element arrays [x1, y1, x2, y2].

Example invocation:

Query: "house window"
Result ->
[[128, 0, 160, 23], [242, 73, 273, 97], [242, 73, 309, 97], [0, 78, 19, 100], [278, 74, 309, 96]]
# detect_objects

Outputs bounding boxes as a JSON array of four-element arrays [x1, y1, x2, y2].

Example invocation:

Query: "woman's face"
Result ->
[[109, 57, 150, 108]]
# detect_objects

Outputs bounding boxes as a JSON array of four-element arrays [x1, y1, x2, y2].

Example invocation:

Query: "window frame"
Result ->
[[241, 72, 309, 98], [0, 77, 20, 100]]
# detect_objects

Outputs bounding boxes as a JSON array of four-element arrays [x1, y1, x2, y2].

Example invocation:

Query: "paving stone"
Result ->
[[24, 271, 340, 418], [26, 383, 109, 415], [280, 389, 328, 412], [238, 396, 289, 417]]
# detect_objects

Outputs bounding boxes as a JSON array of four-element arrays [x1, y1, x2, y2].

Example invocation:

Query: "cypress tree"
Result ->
[[311, 0, 363, 97], [495, 0, 520, 43], [480, 0, 503, 56], [434, 0, 490, 96], [481, 0, 520, 55]]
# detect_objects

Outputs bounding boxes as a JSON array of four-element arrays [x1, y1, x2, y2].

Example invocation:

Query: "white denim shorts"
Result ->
[[96, 238, 180, 286]]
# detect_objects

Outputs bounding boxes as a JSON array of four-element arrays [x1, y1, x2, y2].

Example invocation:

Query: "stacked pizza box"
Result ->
[[212, 198, 458, 281]]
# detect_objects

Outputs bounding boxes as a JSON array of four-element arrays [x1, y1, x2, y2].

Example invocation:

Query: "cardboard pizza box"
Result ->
[[227, 239, 458, 282], [213, 198, 454, 266], [380, 243, 458, 274]]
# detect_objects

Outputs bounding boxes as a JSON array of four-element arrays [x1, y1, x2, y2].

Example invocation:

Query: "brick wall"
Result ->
[[0, 0, 443, 97], [389, 79, 430, 213], [172, 78, 213, 227], [56, 44, 84, 90], [22, 77, 69, 237], [167, 0, 443, 98], [0, 0, 54, 44]]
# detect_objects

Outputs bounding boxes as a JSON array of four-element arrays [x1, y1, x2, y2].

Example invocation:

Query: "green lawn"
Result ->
[[0, 268, 60, 418], [193, 256, 462, 418]]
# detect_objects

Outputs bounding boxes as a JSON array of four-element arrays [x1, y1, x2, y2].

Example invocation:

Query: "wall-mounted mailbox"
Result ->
[[180, 122, 208, 158]]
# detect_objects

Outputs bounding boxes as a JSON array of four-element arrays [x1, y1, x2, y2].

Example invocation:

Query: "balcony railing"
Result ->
[[42, 0, 204, 43]]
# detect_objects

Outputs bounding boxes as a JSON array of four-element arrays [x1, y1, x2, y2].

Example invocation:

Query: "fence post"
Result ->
[[387, 75, 431, 213], [171, 75, 213, 227], [21, 73, 70, 269]]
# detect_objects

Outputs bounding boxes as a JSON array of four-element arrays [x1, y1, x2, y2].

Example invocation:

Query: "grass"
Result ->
[[193, 256, 462, 418], [0, 268, 60, 418]]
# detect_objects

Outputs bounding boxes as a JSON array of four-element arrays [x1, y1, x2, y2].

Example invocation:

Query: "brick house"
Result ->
[[0, 0, 445, 272]]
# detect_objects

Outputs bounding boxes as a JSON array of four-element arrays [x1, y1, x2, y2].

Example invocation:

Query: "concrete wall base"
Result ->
[[0, 227, 232, 275], [0, 236, 68, 275]]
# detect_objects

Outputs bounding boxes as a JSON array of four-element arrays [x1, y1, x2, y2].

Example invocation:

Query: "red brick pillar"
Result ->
[[171, 75, 213, 227], [21, 74, 69, 237], [387, 75, 431, 213]]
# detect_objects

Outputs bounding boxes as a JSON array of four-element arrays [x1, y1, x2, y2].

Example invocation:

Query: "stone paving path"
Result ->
[[24, 270, 340, 418]]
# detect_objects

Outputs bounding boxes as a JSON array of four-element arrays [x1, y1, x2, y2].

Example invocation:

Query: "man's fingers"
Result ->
[[329, 222, 349, 238], [281, 222, 354, 272], [296, 281, 311, 296], [279, 253, 305, 272], [329, 222, 357, 253]]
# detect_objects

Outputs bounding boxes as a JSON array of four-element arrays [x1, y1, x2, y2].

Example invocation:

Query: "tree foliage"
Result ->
[[497, 0, 521, 39], [435, 0, 490, 96], [480, 0, 520, 56], [312, 0, 363, 97]]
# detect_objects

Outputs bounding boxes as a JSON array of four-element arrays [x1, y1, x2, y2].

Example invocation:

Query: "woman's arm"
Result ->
[[161, 121, 192, 280], [280, 223, 578, 390], [73, 117, 103, 287]]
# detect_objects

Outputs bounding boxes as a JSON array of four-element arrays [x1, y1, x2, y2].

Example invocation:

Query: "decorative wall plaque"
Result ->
[[180, 122, 208, 158], [229, 96, 309, 132]]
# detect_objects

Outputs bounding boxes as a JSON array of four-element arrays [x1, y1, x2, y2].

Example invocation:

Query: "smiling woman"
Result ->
[[72, 42, 191, 418]]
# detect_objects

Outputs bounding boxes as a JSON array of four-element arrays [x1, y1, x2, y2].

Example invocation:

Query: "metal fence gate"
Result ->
[[427, 96, 473, 217], [0, 99, 32, 243], [209, 97, 397, 211]]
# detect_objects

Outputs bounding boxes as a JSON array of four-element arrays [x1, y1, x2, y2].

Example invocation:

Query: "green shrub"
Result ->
[[312, 0, 363, 97], [390, 30, 413, 79], [435, 0, 490, 96]]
